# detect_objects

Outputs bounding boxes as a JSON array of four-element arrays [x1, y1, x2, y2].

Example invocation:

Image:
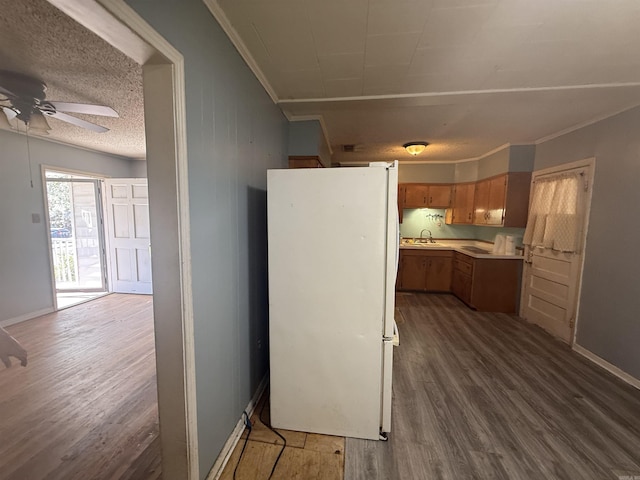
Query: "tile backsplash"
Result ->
[[400, 208, 525, 247]]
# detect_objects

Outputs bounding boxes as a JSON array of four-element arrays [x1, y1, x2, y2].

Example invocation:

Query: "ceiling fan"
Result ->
[[0, 70, 119, 134]]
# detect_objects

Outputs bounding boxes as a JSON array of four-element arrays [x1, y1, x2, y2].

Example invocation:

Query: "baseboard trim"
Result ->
[[0, 308, 54, 328], [206, 375, 269, 480], [573, 344, 640, 391]]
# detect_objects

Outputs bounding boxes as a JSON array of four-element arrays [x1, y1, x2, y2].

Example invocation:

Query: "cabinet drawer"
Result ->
[[454, 258, 473, 275]]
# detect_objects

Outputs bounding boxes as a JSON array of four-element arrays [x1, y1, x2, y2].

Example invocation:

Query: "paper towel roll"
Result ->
[[505, 235, 515, 255], [492, 234, 506, 254]]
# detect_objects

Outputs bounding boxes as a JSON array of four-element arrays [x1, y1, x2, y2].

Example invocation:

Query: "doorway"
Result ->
[[44, 169, 108, 309], [46, 2, 198, 478], [520, 158, 595, 344]]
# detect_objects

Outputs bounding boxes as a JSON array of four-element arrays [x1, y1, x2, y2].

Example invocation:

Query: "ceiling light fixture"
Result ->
[[403, 141, 429, 156]]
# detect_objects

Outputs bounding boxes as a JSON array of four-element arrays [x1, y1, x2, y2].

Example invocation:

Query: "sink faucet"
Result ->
[[420, 229, 434, 243]]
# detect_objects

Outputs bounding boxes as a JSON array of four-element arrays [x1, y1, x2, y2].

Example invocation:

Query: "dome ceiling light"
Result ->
[[403, 141, 429, 156]]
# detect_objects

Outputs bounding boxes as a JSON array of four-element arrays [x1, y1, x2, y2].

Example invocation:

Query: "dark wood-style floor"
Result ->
[[0, 294, 160, 480], [346, 293, 640, 480]]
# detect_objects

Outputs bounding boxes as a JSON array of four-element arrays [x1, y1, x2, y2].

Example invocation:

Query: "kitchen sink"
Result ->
[[404, 241, 444, 247]]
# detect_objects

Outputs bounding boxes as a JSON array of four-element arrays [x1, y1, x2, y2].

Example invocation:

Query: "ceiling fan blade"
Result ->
[[44, 111, 109, 133], [0, 84, 16, 99], [48, 101, 119, 117], [2, 106, 17, 121]]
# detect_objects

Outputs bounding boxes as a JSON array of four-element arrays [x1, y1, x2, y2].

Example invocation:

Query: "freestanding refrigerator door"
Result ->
[[268, 166, 390, 441], [381, 337, 395, 434]]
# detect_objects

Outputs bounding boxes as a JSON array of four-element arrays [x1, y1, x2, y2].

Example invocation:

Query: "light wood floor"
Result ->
[[220, 393, 344, 480], [346, 293, 640, 480], [0, 294, 160, 480]]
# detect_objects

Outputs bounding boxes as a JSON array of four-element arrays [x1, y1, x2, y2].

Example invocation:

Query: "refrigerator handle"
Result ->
[[392, 318, 399, 346], [395, 210, 400, 275]]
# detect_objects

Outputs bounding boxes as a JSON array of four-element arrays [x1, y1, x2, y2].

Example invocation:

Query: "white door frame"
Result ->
[[41, 165, 110, 311], [520, 157, 595, 345], [46, 1, 198, 478]]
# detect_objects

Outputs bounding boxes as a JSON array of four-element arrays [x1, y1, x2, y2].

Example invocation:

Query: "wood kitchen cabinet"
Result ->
[[401, 183, 452, 209], [448, 182, 475, 224], [398, 184, 405, 223], [451, 251, 521, 313], [472, 172, 531, 227], [288, 156, 324, 168], [398, 250, 453, 292]]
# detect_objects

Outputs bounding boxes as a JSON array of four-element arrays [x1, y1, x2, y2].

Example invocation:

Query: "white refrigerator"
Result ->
[[267, 161, 399, 441]]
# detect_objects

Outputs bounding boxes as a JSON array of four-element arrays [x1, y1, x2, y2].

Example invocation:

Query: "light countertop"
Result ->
[[400, 238, 523, 260]]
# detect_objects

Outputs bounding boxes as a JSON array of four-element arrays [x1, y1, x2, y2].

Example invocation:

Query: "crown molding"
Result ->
[[202, 0, 279, 104]]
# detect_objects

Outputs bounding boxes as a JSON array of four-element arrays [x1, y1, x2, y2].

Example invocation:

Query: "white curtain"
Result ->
[[523, 171, 585, 253]]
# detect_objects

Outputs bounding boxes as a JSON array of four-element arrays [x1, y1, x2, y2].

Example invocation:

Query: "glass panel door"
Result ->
[[46, 177, 107, 295]]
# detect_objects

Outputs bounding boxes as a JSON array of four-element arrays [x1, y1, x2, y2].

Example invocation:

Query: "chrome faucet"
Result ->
[[419, 229, 434, 243]]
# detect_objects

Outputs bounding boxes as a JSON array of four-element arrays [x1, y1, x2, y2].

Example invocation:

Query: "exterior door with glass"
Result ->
[[45, 175, 107, 294], [520, 159, 594, 344]]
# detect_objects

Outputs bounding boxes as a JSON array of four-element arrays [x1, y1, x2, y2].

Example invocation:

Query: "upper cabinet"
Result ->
[[288, 156, 324, 168], [448, 183, 475, 224], [398, 184, 405, 223], [473, 173, 531, 227], [402, 183, 452, 209]]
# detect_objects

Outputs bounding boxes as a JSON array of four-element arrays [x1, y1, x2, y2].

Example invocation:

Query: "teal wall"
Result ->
[[0, 129, 139, 325], [125, 0, 289, 477], [400, 207, 525, 246], [535, 105, 640, 380], [288, 120, 331, 166], [288, 120, 321, 156]]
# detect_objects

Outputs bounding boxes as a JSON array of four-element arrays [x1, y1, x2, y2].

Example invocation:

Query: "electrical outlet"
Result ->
[[257, 339, 262, 350], [32, 213, 41, 224]]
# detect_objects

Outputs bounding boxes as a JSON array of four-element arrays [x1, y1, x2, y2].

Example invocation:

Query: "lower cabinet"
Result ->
[[398, 250, 453, 292], [451, 252, 521, 313]]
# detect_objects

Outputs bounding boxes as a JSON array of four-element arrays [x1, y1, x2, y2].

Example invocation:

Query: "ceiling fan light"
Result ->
[[403, 141, 429, 156], [28, 112, 51, 134]]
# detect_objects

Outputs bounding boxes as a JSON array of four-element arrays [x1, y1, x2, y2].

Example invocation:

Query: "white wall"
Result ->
[[535, 106, 640, 380], [0, 129, 140, 324], [124, 1, 289, 477]]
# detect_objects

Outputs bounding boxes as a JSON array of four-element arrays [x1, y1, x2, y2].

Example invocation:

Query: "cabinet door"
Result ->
[[400, 255, 427, 291], [398, 184, 405, 223], [451, 183, 475, 224], [425, 256, 453, 292], [473, 179, 490, 224], [403, 185, 430, 208], [486, 175, 507, 225], [427, 185, 452, 208], [452, 269, 472, 304]]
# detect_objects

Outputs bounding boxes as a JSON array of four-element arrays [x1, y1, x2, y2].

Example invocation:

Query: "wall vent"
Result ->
[[342, 144, 356, 152]]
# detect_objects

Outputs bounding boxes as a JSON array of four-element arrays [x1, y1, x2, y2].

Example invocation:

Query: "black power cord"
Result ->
[[233, 411, 252, 480], [233, 400, 287, 480], [259, 399, 287, 479]]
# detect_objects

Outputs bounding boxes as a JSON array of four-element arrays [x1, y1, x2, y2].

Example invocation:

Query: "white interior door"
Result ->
[[104, 179, 153, 294], [520, 160, 594, 344]]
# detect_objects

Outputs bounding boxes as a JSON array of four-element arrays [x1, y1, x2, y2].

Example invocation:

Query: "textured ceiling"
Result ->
[[4, 1, 640, 165], [212, 0, 640, 164], [0, 0, 146, 159]]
